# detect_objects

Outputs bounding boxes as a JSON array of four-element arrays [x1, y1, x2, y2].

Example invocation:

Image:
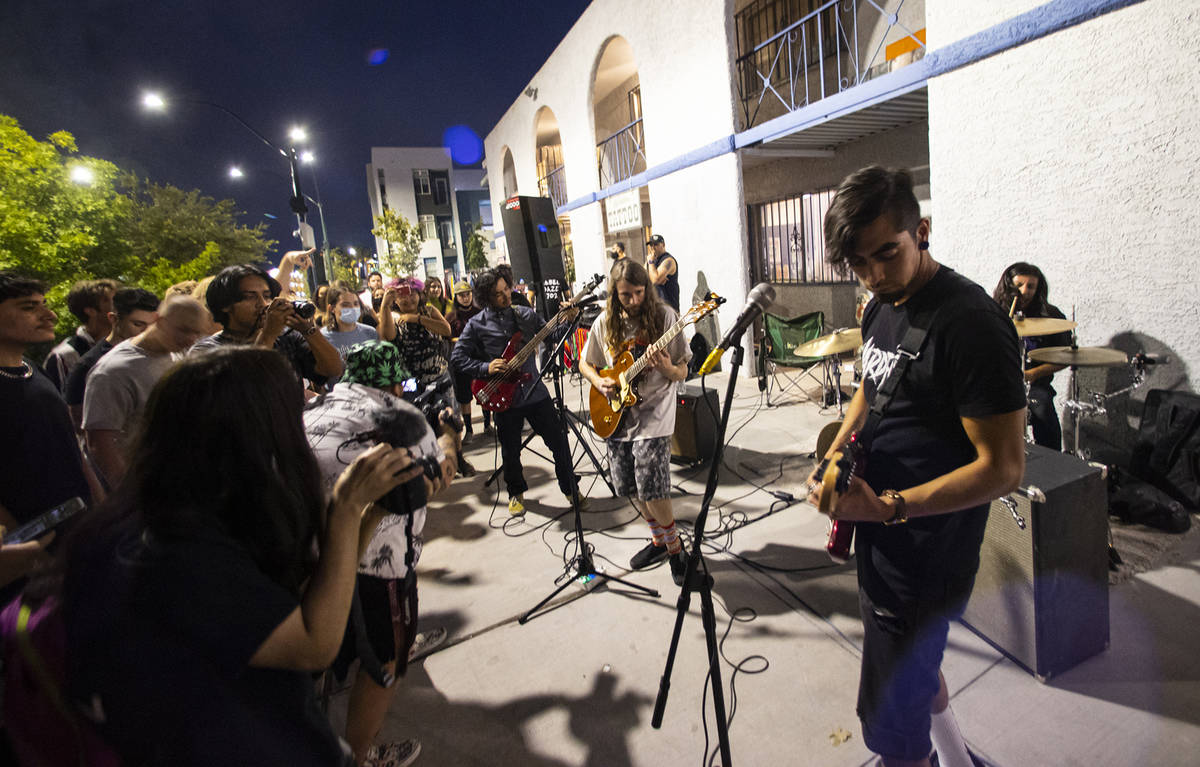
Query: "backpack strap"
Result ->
[[859, 307, 940, 449], [14, 600, 90, 767]]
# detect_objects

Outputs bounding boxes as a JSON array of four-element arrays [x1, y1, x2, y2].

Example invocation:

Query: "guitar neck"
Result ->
[[506, 307, 572, 370], [626, 315, 689, 380]]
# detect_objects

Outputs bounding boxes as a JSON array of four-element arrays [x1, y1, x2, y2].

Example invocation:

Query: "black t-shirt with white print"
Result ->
[[855, 266, 1025, 616]]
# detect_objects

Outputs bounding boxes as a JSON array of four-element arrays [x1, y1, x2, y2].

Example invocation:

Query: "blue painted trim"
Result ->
[[554, 0, 1145, 216]]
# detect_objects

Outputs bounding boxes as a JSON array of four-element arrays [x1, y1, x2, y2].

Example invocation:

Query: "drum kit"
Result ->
[[788, 313, 1155, 458]]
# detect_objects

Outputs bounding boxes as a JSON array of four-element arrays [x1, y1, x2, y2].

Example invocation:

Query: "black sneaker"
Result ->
[[629, 541, 669, 570], [669, 551, 688, 586]]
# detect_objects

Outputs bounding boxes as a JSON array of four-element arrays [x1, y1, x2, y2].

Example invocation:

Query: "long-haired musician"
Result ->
[[579, 260, 691, 585], [448, 268, 576, 515], [992, 262, 1071, 450]]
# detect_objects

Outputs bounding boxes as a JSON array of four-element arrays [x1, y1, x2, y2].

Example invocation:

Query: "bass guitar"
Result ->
[[812, 431, 866, 564], [472, 274, 604, 412], [588, 294, 725, 438]]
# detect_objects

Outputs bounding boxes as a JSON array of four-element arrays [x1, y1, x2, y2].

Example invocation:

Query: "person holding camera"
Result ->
[[59, 347, 420, 766], [304, 340, 457, 767], [378, 277, 452, 388], [192, 263, 343, 390]]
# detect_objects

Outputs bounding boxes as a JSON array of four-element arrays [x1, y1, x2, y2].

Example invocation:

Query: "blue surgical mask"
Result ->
[[339, 306, 361, 324]]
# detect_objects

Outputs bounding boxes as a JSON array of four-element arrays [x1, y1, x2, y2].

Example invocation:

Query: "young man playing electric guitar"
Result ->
[[579, 260, 692, 585], [805, 167, 1027, 767], [449, 268, 577, 515]]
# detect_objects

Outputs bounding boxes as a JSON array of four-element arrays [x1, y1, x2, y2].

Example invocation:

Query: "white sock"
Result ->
[[930, 706, 973, 767]]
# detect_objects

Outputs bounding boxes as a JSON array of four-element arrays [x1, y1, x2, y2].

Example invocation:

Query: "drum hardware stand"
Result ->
[[518, 309, 657, 624], [652, 346, 745, 767]]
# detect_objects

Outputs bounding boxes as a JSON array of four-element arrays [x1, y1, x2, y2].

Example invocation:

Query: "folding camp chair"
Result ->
[[759, 310, 825, 407]]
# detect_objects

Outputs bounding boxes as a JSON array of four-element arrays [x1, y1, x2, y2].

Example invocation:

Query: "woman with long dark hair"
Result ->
[[59, 347, 420, 766], [992, 262, 1070, 449]]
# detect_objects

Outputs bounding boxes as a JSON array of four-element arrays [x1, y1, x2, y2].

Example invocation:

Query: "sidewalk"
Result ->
[[326, 371, 1200, 766]]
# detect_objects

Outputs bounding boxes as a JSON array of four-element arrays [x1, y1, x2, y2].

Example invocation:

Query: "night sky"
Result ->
[[0, 0, 592, 263]]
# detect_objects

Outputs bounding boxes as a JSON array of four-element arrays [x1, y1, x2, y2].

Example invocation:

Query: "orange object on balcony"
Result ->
[[886, 28, 926, 61]]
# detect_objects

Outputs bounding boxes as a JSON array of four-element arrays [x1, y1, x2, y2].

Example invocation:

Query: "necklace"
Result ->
[[0, 361, 34, 379]]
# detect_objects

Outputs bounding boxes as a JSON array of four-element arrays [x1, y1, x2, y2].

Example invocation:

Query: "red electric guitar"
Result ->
[[812, 432, 867, 564], [472, 275, 603, 412]]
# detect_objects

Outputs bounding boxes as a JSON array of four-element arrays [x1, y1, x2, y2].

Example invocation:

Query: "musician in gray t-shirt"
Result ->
[[580, 260, 691, 585]]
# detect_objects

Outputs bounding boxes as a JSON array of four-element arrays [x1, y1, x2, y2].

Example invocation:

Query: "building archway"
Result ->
[[501, 146, 518, 198], [533, 106, 574, 281], [590, 35, 652, 263]]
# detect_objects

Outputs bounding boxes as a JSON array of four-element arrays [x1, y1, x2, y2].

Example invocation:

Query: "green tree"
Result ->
[[327, 246, 361, 286], [371, 208, 423, 278], [0, 114, 276, 337], [464, 222, 490, 271]]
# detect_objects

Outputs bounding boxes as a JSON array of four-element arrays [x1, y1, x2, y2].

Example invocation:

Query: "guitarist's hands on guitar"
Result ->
[[805, 472, 890, 522], [592, 376, 619, 400], [487, 358, 511, 376]]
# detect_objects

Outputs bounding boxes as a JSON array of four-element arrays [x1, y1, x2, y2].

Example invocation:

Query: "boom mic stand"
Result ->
[[519, 307, 658, 623], [651, 344, 744, 766]]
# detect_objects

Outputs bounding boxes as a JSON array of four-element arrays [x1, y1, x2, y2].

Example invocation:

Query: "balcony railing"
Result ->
[[538, 165, 568, 210], [596, 118, 647, 189], [734, 0, 926, 129]]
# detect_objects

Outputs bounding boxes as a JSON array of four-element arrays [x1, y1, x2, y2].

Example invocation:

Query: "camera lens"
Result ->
[[292, 301, 316, 319]]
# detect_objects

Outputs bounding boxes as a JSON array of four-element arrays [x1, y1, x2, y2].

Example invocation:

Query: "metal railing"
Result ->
[[734, 0, 926, 129], [596, 118, 647, 189], [537, 165, 568, 210]]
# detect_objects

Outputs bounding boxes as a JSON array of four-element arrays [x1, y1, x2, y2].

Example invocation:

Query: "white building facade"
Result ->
[[483, 0, 1199, 448], [366, 147, 487, 285]]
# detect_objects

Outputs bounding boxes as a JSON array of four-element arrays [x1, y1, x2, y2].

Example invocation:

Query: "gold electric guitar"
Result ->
[[588, 294, 724, 438]]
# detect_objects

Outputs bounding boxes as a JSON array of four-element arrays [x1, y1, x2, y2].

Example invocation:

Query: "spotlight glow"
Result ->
[[228, 166, 244, 179], [300, 150, 315, 164], [289, 126, 308, 144], [69, 165, 95, 185]]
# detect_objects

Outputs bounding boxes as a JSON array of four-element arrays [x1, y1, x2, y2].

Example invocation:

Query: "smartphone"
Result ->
[[4, 497, 86, 544]]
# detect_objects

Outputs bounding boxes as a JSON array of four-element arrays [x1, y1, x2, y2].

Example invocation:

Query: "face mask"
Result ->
[[339, 306, 361, 324]]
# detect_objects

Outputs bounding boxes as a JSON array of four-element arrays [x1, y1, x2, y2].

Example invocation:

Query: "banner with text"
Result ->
[[605, 188, 643, 234]]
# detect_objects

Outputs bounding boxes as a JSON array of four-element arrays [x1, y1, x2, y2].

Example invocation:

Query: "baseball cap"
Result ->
[[453, 280, 472, 295], [646, 234, 665, 246]]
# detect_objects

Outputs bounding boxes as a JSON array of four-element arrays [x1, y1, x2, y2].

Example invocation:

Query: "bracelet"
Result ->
[[880, 489, 908, 525], [302, 325, 319, 337]]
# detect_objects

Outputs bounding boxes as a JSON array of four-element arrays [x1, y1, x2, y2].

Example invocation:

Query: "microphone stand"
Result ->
[[651, 343, 743, 766], [519, 305, 658, 623]]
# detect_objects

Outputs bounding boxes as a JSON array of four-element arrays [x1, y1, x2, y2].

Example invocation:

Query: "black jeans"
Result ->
[[494, 397, 574, 498], [1028, 385, 1062, 451]]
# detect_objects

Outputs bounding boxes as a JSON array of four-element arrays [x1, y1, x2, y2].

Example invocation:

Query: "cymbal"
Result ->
[[1012, 316, 1077, 337], [793, 328, 862, 358], [1028, 346, 1128, 367]]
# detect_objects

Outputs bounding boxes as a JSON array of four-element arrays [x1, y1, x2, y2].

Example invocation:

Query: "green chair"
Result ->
[[759, 310, 825, 407]]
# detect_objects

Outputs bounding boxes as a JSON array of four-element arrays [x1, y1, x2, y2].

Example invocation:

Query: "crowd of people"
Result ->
[[3, 165, 1042, 767]]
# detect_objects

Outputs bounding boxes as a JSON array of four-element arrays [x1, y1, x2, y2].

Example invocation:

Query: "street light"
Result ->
[[289, 126, 308, 144], [228, 166, 244, 179], [69, 165, 95, 186]]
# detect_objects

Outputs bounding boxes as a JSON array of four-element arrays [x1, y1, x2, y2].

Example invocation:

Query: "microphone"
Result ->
[[1133, 352, 1169, 366], [698, 283, 776, 376]]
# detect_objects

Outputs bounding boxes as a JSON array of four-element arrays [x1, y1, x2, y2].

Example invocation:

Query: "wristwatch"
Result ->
[[880, 489, 908, 525]]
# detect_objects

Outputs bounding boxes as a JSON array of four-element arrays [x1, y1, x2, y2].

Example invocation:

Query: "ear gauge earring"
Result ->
[[918, 241, 930, 251]]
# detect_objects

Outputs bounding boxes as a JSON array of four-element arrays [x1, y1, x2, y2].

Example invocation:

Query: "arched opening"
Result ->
[[533, 106, 574, 282], [591, 35, 652, 262], [501, 146, 517, 199]]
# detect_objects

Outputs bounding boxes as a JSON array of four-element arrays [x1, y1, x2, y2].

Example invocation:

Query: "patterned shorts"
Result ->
[[608, 436, 672, 501]]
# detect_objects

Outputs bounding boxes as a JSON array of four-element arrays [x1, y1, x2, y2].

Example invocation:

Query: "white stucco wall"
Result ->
[[484, 0, 757, 358], [927, 0, 1200, 443]]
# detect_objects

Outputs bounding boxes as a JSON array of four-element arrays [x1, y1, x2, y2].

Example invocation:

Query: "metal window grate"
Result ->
[[752, 188, 853, 284]]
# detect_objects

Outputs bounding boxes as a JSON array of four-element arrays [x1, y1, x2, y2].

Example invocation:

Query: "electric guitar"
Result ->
[[588, 293, 725, 438], [472, 274, 604, 412], [812, 431, 866, 564]]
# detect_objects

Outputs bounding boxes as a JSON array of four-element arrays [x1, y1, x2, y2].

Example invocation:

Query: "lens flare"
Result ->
[[442, 124, 483, 165]]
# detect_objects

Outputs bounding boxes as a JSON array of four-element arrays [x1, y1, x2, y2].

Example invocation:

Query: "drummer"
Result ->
[[992, 262, 1072, 450]]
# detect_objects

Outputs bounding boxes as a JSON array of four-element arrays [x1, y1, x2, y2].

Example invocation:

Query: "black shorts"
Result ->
[[332, 573, 418, 687], [452, 367, 474, 405], [856, 586, 956, 761]]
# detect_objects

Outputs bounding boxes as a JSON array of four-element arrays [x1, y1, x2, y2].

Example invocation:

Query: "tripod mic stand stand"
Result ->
[[519, 309, 657, 624], [651, 345, 744, 766]]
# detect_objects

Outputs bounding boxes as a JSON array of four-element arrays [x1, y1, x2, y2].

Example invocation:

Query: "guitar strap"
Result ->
[[858, 303, 942, 451]]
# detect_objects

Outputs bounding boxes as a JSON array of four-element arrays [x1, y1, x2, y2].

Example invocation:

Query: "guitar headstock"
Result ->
[[682, 292, 726, 325]]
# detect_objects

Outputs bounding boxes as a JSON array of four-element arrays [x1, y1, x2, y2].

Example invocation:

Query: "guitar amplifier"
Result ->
[[959, 444, 1109, 681], [671, 382, 719, 464]]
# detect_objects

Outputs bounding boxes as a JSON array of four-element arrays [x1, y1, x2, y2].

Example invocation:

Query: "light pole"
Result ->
[[141, 90, 314, 286], [299, 150, 333, 283]]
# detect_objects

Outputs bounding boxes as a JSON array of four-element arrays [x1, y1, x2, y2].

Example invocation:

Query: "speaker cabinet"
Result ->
[[671, 382, 719, 464], [960, 444, 1109, 681], [499, 195, 568, 322]]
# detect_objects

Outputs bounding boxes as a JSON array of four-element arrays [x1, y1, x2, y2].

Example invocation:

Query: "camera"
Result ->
[[292, 300, 317, 319], [405, 374, 463, 434], [352, 407, 440, 516]]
